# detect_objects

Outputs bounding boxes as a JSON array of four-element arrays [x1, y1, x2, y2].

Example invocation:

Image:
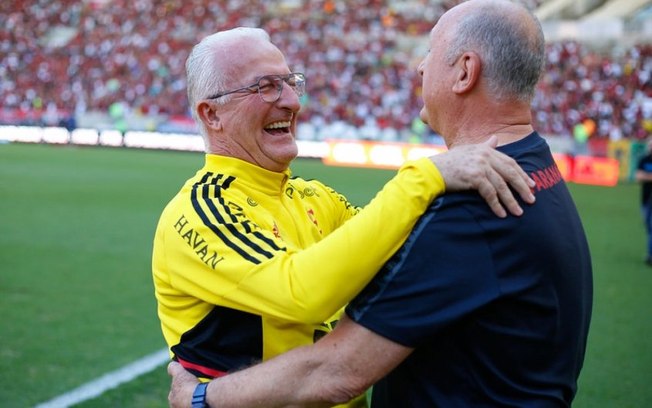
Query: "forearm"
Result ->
[[636, 170, 652, 182], [167, 317, 413, 408], [205, 346, 349, 408]]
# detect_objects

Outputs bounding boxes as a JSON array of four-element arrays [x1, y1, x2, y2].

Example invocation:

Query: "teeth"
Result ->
[[265, 121, 291, 130]]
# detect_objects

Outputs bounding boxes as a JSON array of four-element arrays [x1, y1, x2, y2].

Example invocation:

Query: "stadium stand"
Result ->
[[584, 0, 651, 19], [0, 0, 650, 143]]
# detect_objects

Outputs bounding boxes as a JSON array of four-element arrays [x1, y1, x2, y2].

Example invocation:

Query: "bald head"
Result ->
[[441, 0, 545, 102]]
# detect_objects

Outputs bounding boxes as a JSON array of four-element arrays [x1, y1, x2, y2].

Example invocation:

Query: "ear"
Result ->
[[196, 101, 222, 131], [452, 52, 481, 95]]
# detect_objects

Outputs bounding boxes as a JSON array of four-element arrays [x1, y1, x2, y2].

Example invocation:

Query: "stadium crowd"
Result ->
[[1, 0, 650, 142]]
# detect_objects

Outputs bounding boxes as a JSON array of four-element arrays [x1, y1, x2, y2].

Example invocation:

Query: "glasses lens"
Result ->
[[257, 74, 306, 102], [287, 73, 305, 97], [257, 76, 282, 103]]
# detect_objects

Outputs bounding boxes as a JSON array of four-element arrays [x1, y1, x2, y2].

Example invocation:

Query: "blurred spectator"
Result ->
[[0, 0, 650, 143], [534, 41, 652, 142]]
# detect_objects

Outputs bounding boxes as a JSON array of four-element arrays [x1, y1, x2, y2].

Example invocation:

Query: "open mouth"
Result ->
[[264, 120, 292, 135]]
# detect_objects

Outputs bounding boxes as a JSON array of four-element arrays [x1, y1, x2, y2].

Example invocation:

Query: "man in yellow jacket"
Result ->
[[153, 26, 534, 408]]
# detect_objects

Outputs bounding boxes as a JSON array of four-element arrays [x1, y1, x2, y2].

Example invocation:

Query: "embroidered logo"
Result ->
[[285, 182, 319, 200], [173, 214, 225, 269], [272, 222, 281, 239], [530, 163, 563, 192], [307, 208, 323, 235]]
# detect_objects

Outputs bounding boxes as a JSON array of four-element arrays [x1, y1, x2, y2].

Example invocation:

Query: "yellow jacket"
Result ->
[[152, 154, 443, 406]]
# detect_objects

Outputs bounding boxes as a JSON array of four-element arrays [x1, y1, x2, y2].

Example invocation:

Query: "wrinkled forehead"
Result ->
[[219, 39, 289, 83]]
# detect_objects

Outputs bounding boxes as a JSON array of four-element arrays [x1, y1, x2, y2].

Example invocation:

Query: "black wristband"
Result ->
[[191, 382, 209, 408]]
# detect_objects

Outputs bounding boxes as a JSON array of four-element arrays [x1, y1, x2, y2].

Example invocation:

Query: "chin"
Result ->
[[273, 144, 299, 167], [286, 147, 299, 162], [419, 111, 429, 125]]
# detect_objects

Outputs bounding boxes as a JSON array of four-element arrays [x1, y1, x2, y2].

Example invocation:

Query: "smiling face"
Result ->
[[202, 39, 302, 172]]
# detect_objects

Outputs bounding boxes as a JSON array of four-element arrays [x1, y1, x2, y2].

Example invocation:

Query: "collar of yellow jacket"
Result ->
[[203, 154, 293, 196]]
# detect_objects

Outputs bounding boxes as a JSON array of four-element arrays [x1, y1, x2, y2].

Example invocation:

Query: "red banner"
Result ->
[[325, 140, 620, 187]]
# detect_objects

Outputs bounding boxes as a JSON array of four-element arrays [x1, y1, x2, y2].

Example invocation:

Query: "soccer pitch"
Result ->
[[1, 143, 650, 407]]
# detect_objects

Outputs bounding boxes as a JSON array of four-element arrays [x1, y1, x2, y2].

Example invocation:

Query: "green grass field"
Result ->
[[1, 143, 650, 407]]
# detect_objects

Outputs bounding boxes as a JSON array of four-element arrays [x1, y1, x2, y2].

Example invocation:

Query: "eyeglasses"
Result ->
[[206, 72, 306, 103]]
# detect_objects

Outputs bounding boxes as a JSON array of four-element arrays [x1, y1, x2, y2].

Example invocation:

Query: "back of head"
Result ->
[[185, 27, 271, 130], [446, 0, 545, 103]]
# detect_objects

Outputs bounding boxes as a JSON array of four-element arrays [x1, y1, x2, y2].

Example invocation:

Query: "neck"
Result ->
[[444, 101, 534, 148]]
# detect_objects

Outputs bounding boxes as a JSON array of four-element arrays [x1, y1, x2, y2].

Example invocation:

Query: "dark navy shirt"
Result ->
[[637, 153, 652, 206], [346, 133, 593, 408]]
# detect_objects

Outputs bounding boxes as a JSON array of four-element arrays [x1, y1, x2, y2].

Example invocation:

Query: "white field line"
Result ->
[[35, 348, 170, 408]]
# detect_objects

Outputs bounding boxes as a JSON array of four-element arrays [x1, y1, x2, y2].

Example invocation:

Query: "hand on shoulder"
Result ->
[[430, 136, 536, 218]]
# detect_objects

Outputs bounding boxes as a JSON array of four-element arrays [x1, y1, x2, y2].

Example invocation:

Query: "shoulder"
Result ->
[[289, 176, 332, 192], [403, 193, 491, 254], [429, 191, 489, 219], [639, 154, 652, 165]]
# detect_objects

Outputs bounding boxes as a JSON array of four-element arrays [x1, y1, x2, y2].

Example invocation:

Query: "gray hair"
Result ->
[[445, 1, 545, 102], [185, 27, 271, 136]]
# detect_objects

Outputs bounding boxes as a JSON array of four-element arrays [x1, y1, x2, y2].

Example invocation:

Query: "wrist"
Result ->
[[192, 382, 210, 408]]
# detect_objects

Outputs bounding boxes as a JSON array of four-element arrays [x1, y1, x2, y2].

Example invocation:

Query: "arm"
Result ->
[[230, 138, 534, 322], [636, 169, 652, 182], [155, 139, 535, 325], [168, 316, 412, 408], [153, 156, 445, 328]]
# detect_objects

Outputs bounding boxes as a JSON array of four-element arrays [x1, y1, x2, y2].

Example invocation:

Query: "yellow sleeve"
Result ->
[[153, 157, 444, 333], [230, 158, 444, 323]]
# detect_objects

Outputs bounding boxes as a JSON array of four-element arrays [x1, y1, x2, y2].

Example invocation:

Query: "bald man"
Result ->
[[167, 1, 592, 407]]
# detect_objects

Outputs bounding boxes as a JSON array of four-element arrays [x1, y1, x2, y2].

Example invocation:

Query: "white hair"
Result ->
[[185, 27, 271, 138]]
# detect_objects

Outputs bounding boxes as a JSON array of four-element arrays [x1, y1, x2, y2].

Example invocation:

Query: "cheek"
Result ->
[[419, 81, 439, 124], [421, 77, 436, 107]]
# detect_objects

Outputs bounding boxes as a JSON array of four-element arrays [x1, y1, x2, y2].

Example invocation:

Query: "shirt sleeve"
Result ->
[[154, 158, 446, 326], [346, 199, 500, 347]]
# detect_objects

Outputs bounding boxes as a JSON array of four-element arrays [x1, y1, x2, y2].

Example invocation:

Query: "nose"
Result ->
[[276, 82, 301, 112], [417, 59, 425, 77]]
